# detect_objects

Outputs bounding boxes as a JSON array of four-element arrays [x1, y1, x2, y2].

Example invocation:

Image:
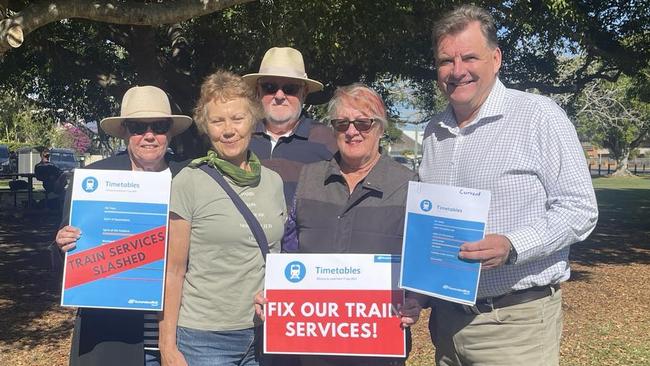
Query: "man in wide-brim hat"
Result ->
[[244, 47, 337, 207], [54, 85, 192, 366]]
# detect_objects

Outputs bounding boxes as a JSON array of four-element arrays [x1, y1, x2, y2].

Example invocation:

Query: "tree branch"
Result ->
[[0, 0, 254, 55]]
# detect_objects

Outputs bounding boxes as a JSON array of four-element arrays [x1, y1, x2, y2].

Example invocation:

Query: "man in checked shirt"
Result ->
[[419, 4, 598, 366]]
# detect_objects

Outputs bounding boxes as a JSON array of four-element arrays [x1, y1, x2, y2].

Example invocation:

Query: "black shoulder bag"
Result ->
[[199, 165, 270, 260]]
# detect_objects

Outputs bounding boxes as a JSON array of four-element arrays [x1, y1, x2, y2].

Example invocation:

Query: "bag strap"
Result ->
[[199, 165, 270, 260]]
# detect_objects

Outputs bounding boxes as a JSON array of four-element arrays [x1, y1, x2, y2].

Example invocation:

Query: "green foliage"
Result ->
[[383, 118, 403, 144], [1, 0, 648, 157], [11, 110, 55, 147]]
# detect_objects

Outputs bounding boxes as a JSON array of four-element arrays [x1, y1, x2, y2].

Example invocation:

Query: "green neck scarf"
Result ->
[[189, 149, 261, 187]]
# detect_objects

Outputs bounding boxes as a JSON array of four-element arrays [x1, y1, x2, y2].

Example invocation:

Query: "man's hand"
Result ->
[[55, 226, 81, 252], [254, 291, 267, 321], [398, 297, 422, 328], [458, 234, 512, 269]]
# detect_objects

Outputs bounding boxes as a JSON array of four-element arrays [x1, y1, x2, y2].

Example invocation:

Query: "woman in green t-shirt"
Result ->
[[160, 71, 286, 366]]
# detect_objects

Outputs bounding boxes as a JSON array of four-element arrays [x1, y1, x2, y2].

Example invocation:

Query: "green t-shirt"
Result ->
[[170, 165, 286, 331]]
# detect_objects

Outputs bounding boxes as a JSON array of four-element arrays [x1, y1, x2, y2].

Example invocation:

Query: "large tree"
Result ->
[[0, 0, 648, 157], [575, 71, 650, 176]]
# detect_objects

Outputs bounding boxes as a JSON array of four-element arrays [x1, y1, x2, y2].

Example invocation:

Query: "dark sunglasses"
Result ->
[[259, 82, 303, 96], [123, 119, 172, 135], [330, 118, 375, 132]]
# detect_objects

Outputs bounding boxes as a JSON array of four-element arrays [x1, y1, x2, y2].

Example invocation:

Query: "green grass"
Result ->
[[592, 175, 650, 189]]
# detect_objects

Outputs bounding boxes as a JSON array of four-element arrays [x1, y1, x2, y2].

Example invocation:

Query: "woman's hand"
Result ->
[[254, 290, 267, 321], [160, 346, 189, 366], [55, 226, 81, 252], [398, 297, 422, 328]]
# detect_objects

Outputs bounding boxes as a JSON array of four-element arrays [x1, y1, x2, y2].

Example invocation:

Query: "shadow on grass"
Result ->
[[569, 187, 650, 270], [0, 210, 70, 348]]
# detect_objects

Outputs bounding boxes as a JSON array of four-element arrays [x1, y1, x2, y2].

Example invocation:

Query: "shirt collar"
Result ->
[[253, 116, 313, 139], [435, 78, 506, 133], [324, 151, 391, 193]]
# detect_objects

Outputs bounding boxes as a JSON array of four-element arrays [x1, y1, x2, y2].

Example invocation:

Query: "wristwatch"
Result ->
[[506, 245, 518, 265]]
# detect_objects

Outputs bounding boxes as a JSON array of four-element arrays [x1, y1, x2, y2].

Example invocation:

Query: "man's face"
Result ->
[[125, 119, 170, 170], [436, 21, 501, 121], [258, 76, 305, 126]]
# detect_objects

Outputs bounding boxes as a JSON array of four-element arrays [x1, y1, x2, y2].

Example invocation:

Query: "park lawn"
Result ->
[[407, 176, 650, 366], [0, 176, 648, 365]]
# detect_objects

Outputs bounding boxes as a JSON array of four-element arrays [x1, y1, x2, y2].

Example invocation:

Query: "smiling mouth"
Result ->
[[449, 80, 474, 88]]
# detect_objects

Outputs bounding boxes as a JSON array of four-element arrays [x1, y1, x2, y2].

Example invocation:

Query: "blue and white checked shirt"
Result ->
[[419, 79, 598, 298]]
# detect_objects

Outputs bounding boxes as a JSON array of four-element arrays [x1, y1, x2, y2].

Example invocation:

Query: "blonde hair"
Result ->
[[194, 70, 262, 135]]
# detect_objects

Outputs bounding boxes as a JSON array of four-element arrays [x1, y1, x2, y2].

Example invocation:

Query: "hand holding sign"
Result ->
[[264, 253, 406, 358]]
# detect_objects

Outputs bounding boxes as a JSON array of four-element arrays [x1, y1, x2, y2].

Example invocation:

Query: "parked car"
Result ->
[[391, 155, 415, 170], [49, 148, 79, 172], [0, 144, 11, 174]]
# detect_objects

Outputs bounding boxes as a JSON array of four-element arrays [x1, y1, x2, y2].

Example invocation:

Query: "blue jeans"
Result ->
[[145, 349, 161, 366], [177, 326, 261, 366]]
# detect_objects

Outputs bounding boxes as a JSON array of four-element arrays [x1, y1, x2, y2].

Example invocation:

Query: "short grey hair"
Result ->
[[432, 4, 498, 56]]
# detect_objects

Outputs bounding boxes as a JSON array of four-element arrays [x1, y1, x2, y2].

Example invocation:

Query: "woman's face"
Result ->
[[205, 98, 254, 169], [331, 102, 383, 168]]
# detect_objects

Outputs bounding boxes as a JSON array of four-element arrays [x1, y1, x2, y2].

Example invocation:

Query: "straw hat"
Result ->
[[242, 47, 324, 94], [100, 86, 193, 138]]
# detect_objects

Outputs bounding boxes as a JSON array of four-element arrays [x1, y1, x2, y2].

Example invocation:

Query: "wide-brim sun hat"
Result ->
[[242, 47, 324, 94], [100, 85, 193, 139]]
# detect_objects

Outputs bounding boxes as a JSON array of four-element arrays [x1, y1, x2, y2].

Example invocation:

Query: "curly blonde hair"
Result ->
[[193, 70, 262, 135]]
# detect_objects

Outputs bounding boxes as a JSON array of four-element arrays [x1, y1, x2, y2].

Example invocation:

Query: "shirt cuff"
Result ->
[[504, 226, 543, 264]]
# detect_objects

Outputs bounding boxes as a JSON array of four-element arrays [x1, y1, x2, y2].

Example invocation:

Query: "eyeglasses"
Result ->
[[123, 119, 172, 135], [330, 118, 375, 132], [259, 82, 303, 96]]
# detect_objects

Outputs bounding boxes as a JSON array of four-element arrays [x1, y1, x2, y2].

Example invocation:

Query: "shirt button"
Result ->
[[337, 215, 342, 219]]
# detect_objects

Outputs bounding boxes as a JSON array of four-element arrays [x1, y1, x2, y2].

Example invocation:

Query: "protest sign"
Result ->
[[264, 253, 405, 357], [61, 169, 171, 310], [400, 182, 491, 305]]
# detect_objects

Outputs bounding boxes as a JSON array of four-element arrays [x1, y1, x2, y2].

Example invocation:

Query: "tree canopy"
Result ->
[[0, 0, 648, 157]]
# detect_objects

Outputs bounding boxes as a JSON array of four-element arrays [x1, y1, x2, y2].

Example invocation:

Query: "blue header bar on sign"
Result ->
[[374, 255, 401, 263]]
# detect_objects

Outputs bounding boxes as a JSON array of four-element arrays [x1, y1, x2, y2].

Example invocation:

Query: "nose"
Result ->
[[452, 55, 466, 78], [142, 129, 156, 140], [273, 88, 287, 100], [222, 121, 236, 137], [344, 122, 360, 137]]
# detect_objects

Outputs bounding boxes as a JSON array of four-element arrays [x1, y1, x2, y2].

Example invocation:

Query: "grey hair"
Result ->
[[432, 4, 498, 56]]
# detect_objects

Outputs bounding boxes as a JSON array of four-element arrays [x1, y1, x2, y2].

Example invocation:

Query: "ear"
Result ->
[[493, 47, 502, 74]]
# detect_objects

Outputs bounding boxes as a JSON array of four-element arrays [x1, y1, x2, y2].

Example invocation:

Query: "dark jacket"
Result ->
[[52, 153, 187, 366], [284, 153, 423, 366], [249, 116, 337, 208]]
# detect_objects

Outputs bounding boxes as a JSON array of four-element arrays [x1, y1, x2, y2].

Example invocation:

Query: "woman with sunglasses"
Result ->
[[53, 85, 193, 366], [159, 70, 286, 366], [256, 83, 425, 366]]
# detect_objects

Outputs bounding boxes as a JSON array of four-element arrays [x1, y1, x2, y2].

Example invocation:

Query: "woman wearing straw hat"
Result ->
[[53, 85, 193, 366], [159, 70, 285, 366]]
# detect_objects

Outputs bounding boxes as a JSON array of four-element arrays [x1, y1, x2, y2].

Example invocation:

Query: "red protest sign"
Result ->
[[265, 289, 404, 356], [263, 254, 405, 357], [64, 225, 166, 289]]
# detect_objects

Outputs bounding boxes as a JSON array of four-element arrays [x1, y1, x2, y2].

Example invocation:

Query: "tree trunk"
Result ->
[[611, 154, 633, 176]]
